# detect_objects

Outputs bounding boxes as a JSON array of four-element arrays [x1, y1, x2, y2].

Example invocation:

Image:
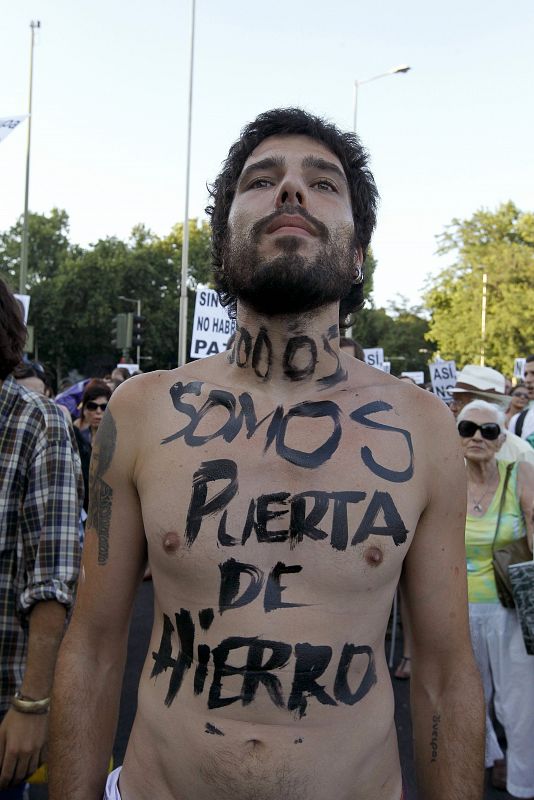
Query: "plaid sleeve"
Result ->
[[17, 423, 82, 615]]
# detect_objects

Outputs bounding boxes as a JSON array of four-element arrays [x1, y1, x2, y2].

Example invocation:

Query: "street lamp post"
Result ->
[[118, 295, 142, 365], [480, 272, 488, 367], [352, 64, 411, 132], [19, 20, 41, 295], [348, 64, 410, 340], [178, 0, 196, 368]]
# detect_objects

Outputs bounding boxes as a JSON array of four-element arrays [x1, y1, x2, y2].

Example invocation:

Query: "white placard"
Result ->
[[401, 371, 425, 385], [363, 347, 384, 369], [14, 293, 30, 324], [514, 358, 526, 380], [382, 361, 391, 373], [190, 286, 236, 359], [0, 116, 27, 144], [116, 363, 139, 375], [429, 360, 457, 401]]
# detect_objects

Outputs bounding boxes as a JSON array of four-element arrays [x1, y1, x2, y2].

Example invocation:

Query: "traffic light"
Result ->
[[111, 313, 132, 350], [131, 314, 145, 347]]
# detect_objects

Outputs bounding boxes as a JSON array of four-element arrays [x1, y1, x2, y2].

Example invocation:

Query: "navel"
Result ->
[[364, 546, 384, 567]]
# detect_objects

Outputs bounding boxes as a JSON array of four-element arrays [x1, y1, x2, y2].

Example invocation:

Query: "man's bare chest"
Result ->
[[136, 379, 425, 575]]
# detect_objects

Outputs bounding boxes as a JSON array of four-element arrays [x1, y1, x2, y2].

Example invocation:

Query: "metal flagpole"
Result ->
[[178, 0, 196, 367], [20, 20, 41, 295], [480, 272, 488, 366]]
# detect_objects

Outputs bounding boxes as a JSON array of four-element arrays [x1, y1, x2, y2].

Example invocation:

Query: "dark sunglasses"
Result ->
[[458, 420, 501, 440], [512, 392, 529, 400], [86, 401, 108, 412]]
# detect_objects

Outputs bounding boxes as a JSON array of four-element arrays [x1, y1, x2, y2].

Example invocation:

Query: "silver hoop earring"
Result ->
[[354, 265, 364, 284]]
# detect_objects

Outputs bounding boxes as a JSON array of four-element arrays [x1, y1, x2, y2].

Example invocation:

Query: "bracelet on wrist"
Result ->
[[10, 691, 50, 715]]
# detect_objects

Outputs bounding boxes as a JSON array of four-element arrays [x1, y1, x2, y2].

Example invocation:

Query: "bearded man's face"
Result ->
[[222, 134, 361, 317]]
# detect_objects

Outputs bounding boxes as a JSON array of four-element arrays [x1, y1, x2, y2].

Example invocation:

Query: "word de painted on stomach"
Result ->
[[150, 609, 377, 718], [185, 459, 409, 550], [162, 381, 414, 479]]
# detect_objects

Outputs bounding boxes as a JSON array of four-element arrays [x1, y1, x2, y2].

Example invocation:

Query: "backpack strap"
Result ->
[[491, 462, 514, 551], [515, 408, 529, 437]]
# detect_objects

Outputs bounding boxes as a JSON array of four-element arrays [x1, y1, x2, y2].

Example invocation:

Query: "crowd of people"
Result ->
[[0, 106, 533, 800]]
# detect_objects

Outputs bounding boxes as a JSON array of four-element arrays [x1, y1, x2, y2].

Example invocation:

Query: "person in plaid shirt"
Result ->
[[0, 278, 82, 798]]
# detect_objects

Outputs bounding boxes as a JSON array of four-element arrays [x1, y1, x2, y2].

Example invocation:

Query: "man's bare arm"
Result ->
[[403, 400, 484, 800], [0, 601, 66, 789], [49, 386, 147, 800]]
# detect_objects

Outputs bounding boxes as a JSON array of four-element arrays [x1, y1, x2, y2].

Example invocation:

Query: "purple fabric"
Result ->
[[54, 379, 89, 419]]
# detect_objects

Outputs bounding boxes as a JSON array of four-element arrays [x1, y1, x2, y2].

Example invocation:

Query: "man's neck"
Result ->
[[226, 302, 347, 395]]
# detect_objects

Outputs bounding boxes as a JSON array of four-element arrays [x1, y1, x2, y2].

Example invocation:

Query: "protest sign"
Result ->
[[0, 116, 27, 144], [429, 360, 457, 401], [401, 371, 425, 385], [190, 286, 236, 359], [363, 347, 384, 369], [514, 358, 526, 380], [116, 363, 139, 375], [14, 293, 30, 324]]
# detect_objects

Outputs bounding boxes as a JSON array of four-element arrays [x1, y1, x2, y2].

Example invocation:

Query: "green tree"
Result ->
[[0, 211, 214, 376], [352, 296, 435, 376], [424, 202, 534, 374], [382, 297, 435, 374], [0, 208, 73, 290]]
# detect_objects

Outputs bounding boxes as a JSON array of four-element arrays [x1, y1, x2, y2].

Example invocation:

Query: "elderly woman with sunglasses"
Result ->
[[73, 380, 112, 513], [458, 399, 534, 799]]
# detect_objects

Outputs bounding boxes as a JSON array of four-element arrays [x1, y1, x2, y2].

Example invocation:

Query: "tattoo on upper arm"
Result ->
[[86, 410, 117, 565], [430, 713, 441, 762]]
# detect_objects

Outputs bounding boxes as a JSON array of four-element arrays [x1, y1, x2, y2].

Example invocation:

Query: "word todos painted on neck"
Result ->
[[228, 324, 347, 387]]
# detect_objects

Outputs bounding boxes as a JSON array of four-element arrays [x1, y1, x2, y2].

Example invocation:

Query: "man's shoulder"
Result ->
[[345, 360, 452, 420], [5, 381, 71, 442]]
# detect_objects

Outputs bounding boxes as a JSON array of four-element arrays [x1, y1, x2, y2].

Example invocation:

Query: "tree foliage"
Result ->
[[0, 211, 213, 378], [352, 295, 435, 375], [424, 202, 534, 374]]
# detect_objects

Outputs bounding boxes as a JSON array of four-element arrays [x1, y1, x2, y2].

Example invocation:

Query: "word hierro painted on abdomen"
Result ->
[[150, 607, 376, 719]]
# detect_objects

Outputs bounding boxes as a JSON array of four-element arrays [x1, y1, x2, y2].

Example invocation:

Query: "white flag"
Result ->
[[0, 116, 27, 144]]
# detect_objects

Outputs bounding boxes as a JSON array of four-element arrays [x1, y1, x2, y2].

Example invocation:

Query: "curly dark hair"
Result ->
[[205, 107, 379, 319], [81, 380, 112, 412], [0, 278, 27, 380]]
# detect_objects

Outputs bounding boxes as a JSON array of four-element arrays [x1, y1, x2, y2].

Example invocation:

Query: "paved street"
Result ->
[[31, 579, 511, 799]]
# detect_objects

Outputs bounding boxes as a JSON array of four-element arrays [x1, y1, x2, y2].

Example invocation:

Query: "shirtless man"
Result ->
[[49, 108, 484, 800]]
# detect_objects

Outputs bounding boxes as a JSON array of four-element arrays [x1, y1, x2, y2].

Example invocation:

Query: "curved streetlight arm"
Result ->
[[353, 65, 411, 131]]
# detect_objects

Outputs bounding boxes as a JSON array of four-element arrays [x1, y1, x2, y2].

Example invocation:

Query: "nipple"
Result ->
[[364, 546, 384, 567], [162, 532, 180, 554]]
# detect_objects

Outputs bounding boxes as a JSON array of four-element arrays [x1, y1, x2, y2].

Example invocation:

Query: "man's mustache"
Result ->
[[251, 204, 329, 243]]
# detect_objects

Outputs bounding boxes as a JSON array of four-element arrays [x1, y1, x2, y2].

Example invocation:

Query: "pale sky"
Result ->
[[1, 0, 533, 309]]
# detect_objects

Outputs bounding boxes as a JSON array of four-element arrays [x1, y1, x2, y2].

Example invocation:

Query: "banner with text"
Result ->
[[401, 371, 425, 385], [514, 358, 526, 381], [429, 360, 457, 401], [14, 293, 30, 324], [190, 286, 236, 359], [363, 347, 384, 370], [0, 116, 27, 144]]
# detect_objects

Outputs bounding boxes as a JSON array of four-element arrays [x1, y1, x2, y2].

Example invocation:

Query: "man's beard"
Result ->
[[221, 212, 357, 317]]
